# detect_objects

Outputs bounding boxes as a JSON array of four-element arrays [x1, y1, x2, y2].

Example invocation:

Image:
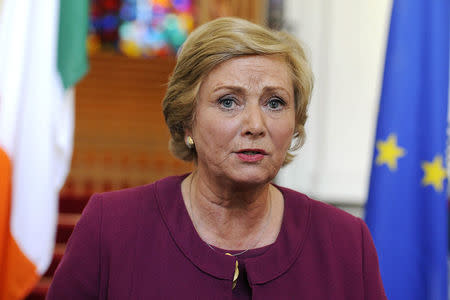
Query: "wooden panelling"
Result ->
[[63, 52, 192, 197], [194, 0, 268, 26]]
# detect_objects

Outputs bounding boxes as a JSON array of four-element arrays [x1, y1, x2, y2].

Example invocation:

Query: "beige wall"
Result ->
[[277, 0, 392, 205]]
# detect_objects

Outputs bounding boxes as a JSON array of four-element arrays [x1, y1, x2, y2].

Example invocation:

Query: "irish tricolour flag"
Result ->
[[0, 1, 88, 299]]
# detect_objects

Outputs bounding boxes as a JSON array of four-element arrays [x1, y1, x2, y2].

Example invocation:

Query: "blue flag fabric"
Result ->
[[365, 1, 449, 300]]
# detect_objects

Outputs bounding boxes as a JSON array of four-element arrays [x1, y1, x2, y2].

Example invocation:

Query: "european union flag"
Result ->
[[365, 1, 449, 299]]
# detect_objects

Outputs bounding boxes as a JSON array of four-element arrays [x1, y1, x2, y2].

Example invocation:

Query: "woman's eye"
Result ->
[[267, 98, 285, 110], [219, 97, 236, 109]]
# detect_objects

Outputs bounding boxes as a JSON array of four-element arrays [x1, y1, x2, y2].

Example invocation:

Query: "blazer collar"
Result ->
[[155, 174, 312, 285]]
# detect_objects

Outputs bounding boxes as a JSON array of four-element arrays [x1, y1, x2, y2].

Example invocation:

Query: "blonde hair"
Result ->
[[162, 17, 313, 165]]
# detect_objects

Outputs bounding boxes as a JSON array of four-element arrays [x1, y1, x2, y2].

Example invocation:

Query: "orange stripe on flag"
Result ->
[[1, 237, 39, 300], [0, 148, 12, 297], [0, 148, 39, 300]]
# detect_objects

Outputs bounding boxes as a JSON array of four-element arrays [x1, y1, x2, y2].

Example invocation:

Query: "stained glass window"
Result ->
[[88, 0, 194, 57]]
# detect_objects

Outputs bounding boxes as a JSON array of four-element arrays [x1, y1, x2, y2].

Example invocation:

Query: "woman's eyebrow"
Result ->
[[262, 86, 291, 96], [212, 85, 246, 94], [212, 85, 291, 95]]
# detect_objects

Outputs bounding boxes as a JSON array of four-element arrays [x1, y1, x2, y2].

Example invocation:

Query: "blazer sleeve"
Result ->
[[359, 218, 387, 300], [46, 194, 103, 300]]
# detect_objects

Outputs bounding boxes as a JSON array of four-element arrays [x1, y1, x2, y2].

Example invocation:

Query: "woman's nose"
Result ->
[[242, 104, 266, 137]]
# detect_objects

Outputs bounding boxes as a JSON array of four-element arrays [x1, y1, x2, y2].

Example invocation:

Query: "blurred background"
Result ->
[[2, 0, 448, 299]]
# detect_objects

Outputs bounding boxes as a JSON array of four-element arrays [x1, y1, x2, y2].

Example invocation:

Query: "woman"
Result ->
[[47, 17, 386, 299]]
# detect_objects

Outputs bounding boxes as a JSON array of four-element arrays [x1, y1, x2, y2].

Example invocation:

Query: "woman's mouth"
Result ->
[[236, 149, 266, 162]]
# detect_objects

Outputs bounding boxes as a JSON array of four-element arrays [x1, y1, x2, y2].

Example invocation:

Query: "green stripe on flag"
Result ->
[[57, 0, 89, 89]]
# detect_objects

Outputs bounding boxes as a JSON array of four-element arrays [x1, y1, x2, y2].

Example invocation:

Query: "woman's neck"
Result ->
[[181, 172, 283, 251]]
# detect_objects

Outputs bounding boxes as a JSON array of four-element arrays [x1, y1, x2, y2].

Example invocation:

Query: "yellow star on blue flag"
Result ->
[[421, 155, 447, 192], [375, 133, 406, 171]]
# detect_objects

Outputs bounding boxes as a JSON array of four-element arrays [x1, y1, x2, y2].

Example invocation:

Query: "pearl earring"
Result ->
[[186, 136, 195, 149]]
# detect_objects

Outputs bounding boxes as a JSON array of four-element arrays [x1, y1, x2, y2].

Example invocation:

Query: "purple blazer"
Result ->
[[47, 174, 387, 299]]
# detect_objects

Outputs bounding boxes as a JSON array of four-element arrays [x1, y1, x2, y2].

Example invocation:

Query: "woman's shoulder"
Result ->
[[278, 185, 364, 237], [95, 182, 154, 202], [84, 174, 186, 219], [278, 185, 376, 268]]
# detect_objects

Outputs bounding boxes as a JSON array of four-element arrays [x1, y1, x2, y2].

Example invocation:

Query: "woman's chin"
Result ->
[[223, 169, 276, 188]]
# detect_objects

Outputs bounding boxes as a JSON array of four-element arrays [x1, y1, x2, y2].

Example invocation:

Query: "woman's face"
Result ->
[[188, 55, 296, 187]]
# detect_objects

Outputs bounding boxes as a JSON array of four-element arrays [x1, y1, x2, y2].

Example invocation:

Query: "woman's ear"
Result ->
[[184, 128, 192, 138], [184, 130, 195, 149]]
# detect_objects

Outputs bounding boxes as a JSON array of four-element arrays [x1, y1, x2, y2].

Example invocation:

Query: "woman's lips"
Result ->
[[236, 149, 267, 162]]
